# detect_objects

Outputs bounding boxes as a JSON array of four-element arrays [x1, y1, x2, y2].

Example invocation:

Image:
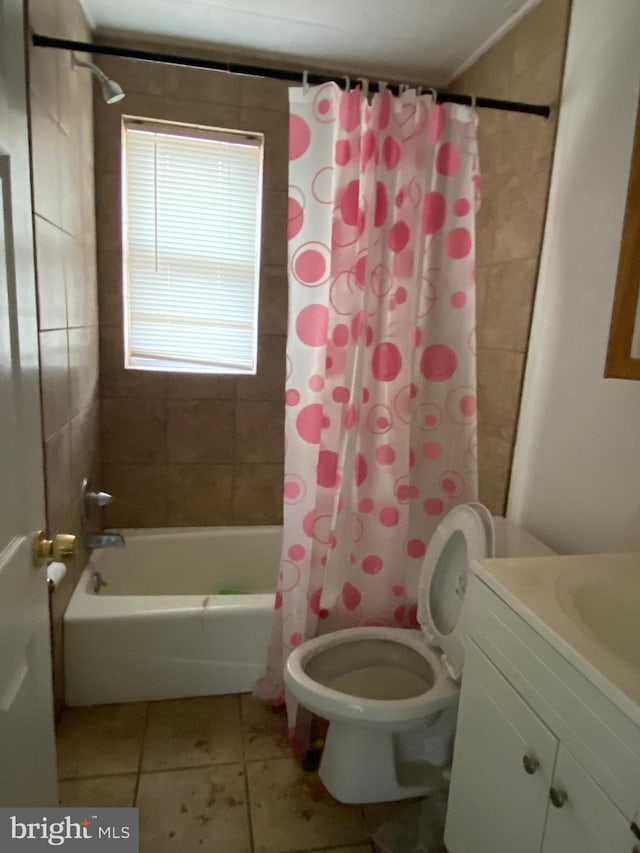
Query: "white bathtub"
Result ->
[[64, 526, 281, 706]]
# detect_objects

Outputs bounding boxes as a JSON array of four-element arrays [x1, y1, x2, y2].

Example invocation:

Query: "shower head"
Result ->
[[72, 53, 126, 104]]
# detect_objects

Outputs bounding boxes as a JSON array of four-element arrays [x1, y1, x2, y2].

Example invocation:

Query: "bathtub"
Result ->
[[64, 526, 281, 706]]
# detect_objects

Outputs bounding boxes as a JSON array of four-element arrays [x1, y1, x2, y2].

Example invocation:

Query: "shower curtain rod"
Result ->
[[32, 33, 551, 118]]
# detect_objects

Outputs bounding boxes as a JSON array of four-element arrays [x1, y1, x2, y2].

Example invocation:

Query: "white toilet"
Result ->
[[285, 503, 554, 804]]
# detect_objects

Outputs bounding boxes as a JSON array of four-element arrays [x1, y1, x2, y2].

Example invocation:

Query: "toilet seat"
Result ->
[[285, 626, 459, 727], [417, 504, 492, 680]]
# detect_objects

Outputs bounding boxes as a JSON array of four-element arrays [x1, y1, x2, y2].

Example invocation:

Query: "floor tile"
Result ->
[[56, 703, 147, 779], [141, 695, 243, 771], [136, 764, 251, 853], [240, 693, 290, 761], [247, 758, 369, 853], [58, 774, 137, 807]]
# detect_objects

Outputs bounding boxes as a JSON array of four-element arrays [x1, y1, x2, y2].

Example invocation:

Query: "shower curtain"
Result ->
[[255, 84, 480, 735]]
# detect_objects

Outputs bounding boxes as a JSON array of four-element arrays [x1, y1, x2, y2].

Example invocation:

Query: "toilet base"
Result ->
[[318, 712, 454, 804]]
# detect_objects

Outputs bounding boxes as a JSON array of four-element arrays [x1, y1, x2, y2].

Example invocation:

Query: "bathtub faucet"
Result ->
[[84, 531, 126, 549]]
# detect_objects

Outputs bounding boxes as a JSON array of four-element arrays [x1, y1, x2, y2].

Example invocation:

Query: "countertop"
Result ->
[[471, 551, 640, 728]]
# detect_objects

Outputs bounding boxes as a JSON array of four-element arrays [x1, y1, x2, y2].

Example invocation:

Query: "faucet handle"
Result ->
[[81, 478, 114, 522]]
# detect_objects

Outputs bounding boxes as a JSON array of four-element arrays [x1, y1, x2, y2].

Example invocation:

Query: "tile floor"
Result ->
[[56, 693, 431, 853]]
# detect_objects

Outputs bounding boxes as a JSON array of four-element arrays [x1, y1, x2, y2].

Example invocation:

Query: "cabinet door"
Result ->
[[542, 747, 637, 853], [445, 641, 558, 853]]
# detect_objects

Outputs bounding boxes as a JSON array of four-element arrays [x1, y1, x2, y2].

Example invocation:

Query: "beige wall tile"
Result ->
[[95, 59, 292, 526], [239, 106, 288, 191], [166, 465, 234, 526], [240, 75, 290, 112], [68, 326, 99, 416], [28, 0, 98, 715], [512, 0, 571, 78], [29, 46, 58, 120], [103, 464, 168, 528], [450, 0, 569, 508], [235, 401, 284, 464], [70, 402, 101, 499], [164, 372, 236, 400], [237, 336, 286, 401], [66, 234, 98, 328], [233, 465, 283, 525], [39, 329, 70, 439], [44, 424, 72, 527], [102, 397, 166, 464], [30, 95, 61, 227], [167, 400, 235, 464], [477, 430, 513, 515], [97, 248, 123, 327], [100, 326, 167, 398], [34, 217, 67, 330], [259, 266, 288, 336], [492, 151, 552, 264], [477, 348, 525, 444], [261, 191, 288, 266], [476, 259, 538, 352]]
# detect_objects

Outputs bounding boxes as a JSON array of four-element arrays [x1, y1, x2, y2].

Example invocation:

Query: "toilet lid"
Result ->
[[417, 504, 492, 680]]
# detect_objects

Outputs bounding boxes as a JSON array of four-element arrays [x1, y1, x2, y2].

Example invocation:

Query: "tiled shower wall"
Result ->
[[27, 0, 100, 713], [450, 0, 571, 513], [94, 40, 289, 528], [95, 1, 570, 528]]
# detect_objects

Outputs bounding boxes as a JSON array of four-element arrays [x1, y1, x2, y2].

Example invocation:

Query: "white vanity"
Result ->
[[445, 552, 640, 853]]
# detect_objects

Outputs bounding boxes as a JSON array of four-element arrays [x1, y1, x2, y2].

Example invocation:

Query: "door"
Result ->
[[445, 641, 558, 853], [0, 0, 58, 805], [541, 747, 637, 853]]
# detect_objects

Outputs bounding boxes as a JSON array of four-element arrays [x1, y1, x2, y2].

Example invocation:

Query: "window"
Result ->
[[122, 118, 263, 374]]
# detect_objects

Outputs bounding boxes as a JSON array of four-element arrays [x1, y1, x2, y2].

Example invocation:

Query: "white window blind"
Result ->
[[122, 120, 263, 374]]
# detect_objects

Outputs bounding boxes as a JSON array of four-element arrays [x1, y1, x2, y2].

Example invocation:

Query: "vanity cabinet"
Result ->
[[445, 576, 640, 853]]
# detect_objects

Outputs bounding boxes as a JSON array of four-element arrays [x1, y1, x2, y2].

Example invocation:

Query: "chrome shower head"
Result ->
[[72, 53, 125, 104]]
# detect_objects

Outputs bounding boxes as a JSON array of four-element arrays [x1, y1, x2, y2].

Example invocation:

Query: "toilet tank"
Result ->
[[492, 516, 556, 558]]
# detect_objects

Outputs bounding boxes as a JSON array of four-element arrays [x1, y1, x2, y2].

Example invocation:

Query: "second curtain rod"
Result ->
[[32, 33, 551, 119]]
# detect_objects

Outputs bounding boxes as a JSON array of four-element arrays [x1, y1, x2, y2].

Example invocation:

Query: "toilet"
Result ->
[[284, 503, 554, 804]]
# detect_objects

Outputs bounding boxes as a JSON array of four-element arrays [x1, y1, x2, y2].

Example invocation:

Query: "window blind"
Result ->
[[122, 120, 263, 374]]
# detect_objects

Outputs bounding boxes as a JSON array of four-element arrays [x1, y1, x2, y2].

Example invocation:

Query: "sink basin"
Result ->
[[473, 551, 640, 717], [556, 562, 640, 671]]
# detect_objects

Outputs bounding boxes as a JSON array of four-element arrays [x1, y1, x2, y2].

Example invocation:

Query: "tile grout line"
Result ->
[[132, 702, 151, 807], [237, 694, 257, 853]]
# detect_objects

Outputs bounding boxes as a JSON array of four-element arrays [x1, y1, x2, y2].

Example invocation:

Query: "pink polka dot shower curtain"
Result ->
[[254, 84, 480, 733]]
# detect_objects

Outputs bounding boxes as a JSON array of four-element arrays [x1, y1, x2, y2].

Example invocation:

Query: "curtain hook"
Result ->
[[302, 70, 309, 93], [470, 93, 476, 110], [429, 87, 438, 103], [416, 85, 423, 96], [343, 75, 350, 91], [379, 80, 387, 93], [358, 77, 369, 98]]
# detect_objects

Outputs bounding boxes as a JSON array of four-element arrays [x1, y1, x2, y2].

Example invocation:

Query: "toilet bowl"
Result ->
[[284, 503, 554, 804]]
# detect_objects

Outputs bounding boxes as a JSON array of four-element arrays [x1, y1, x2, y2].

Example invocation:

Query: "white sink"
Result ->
[[472, 551, 640, 719], [556, 561, 640, 672]]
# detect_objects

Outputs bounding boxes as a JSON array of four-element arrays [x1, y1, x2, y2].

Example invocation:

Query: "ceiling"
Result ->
[[80, 0, 540, 85]]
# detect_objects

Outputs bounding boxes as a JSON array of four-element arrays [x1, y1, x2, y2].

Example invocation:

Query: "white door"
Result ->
[[541, 747, 637, 853], [445, 641, 558, 853], [0, 0, 58, 806]]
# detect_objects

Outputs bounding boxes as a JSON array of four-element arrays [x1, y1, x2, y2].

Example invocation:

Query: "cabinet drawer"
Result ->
[[467, 577, 640, 822]]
